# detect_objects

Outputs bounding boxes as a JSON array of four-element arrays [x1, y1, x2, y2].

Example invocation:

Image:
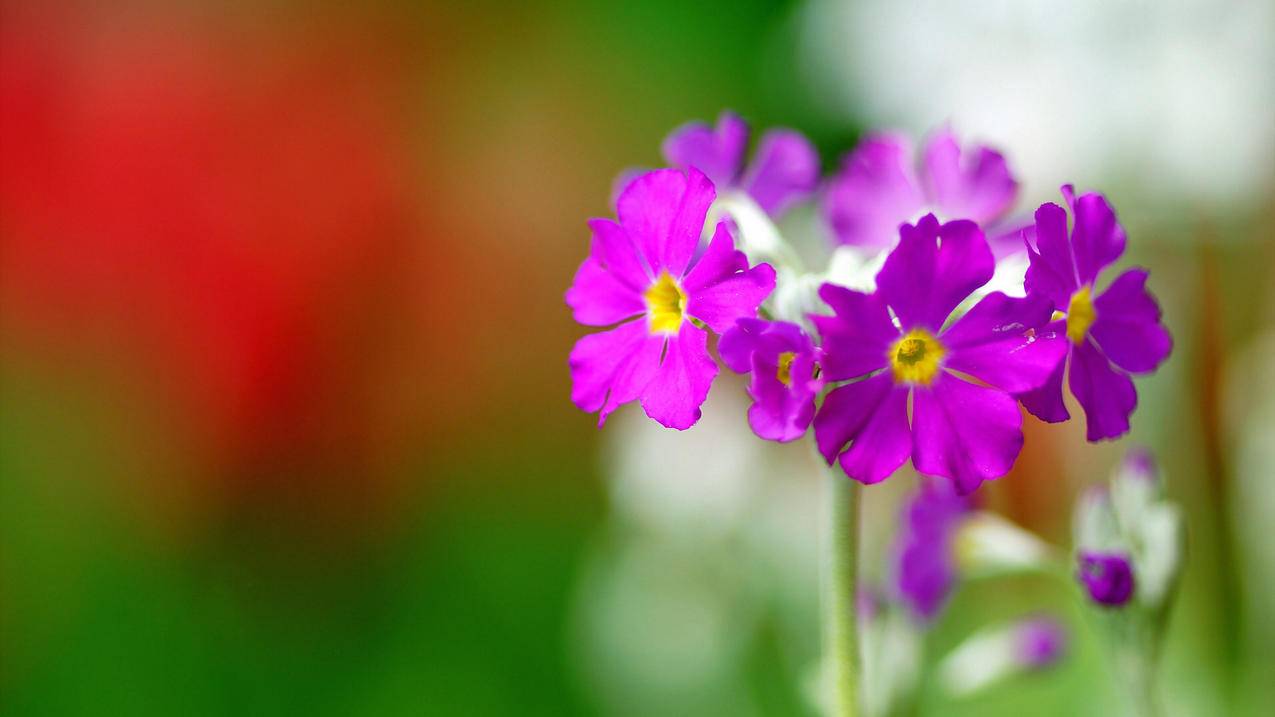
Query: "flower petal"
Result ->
[[640, 323, 718, 430], [617, 168, 716, 277], [683, 222, 775, 334], [1023, 201, 1078, 310], [568, 319, 663, 426], [717, 316, 769, 373], [876, 215, 994, 330], [1016, 334, 1071, 423], [1066, 188, 1126, 287], [740, 128, 820, 216], [1069, 337, 1136, 441], [912, 373, 1023, 494], [942, 292, 1069, 392], [746, 351, 817, 442], [661, 110, 748, 189], [1090, 269, 1173, 374], [564, 257, 645, 326], [921, 128, 1017, 224], [822, 133, 926, 249], [812, 283, 897, 380], [813, 373, 911, 484]]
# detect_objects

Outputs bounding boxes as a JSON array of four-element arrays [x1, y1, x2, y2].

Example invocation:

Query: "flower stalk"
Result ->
[[826, 467, 860, 717]]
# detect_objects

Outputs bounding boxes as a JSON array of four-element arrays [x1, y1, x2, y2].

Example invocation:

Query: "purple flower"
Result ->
[[1077, 551, 1136, 606], [1015, 617, 1067, 669], [567, 168, 776, 429], [662, 110, 820, 217], [718, 319, 823, 442], [823, 128, 1017, 250], [1017, 187, 1173, 441], [893, 481, 970, 619], [812, 215, 1068, 493]]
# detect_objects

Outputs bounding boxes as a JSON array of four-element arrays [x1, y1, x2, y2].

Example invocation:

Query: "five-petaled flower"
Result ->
[[718, 319, 823, 442], [662, 110, 821, 218], [812, 214, 1068, 493], [1017, 187, 1173, 441], [823, 128, 1018, 251], [567, 168, 776, 430]]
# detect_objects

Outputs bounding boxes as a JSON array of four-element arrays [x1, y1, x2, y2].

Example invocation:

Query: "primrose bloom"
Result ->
[[823, 128, 1017, 250], [718, 319, 823, 442], [1076, 551, 1135, 606], [893, 481, 971, 619], [812, 215, 1068, 493], [567, 168, 776, 429], [663, 110, 820, 217], [1018, 187, 1173, 441]]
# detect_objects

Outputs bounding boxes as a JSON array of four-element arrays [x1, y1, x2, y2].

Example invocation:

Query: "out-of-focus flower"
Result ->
[[1017, 187, 1173, 441], [663, 110, 820, 218], [892, 481, 970, 619], [567, 168, 775, 429], [812, 215, 1066, 492], [718, 319, 823, 442], [938, 615, 1069, 696], [1016, 617, 1068, 669], [823, 128, 1017, 251], [1077, 551, 1136, 606]]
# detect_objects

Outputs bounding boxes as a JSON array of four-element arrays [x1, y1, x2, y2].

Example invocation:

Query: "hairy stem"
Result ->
[[826, 469, 860, 717]]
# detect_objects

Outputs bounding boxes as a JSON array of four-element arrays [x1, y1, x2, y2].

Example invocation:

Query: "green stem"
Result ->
[[826, 469, 860, 717]]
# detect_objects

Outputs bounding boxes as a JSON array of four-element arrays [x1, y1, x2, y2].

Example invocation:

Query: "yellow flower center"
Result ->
[[776, 351, 796, 387], [889, 328, 945, 385], [644, 271, 687, 335], [1065, 286, 1097, 345]]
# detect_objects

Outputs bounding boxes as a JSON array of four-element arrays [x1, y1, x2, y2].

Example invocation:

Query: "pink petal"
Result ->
[[814, 373, 911, 486], [822, 133, 926, 249], [640, 323, 718, 430], [616, 168, 716, 277], [1065, 187, 1126, 287], [912, 373, 1024, 495], [1069, 337, 1136, 442], [568, 319, 664, 427], [741, 128, 820, 216], [1090, 269, 1173, 374], [661, 110, 748, 189], [876, 215, 994, 330], [682, 222, 775, 334], [942, 292, 1068, 393], [921, 128, 1017, 224], [812, 283, 897, 380]]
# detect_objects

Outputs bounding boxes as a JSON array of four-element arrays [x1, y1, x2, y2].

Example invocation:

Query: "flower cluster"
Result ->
[[567, 114, 1173, 495]]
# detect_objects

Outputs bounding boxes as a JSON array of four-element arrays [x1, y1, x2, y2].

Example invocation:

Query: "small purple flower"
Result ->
[[718, 319, 823, 442], [1121, 446, 1158, 484], [1077, 551, 1136, 606], [823, 128, 1017, 250], [567, 168, 776, 429], [662, 110, 820, 217], [1015, 617, 1067, 669], [1017, 187, 1173, 441], [893, 481, 970, 619], [812, 215, 1068, 493]]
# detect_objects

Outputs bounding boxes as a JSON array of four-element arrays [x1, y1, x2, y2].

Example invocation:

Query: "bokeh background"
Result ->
[[2, 1, 1273, 715]]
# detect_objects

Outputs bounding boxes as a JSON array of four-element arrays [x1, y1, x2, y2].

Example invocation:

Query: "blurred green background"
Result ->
[[2, 1, 1273, 715]]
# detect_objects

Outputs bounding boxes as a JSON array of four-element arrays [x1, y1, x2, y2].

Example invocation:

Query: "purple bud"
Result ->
[[1077, 551, 1135, 606], [1015, 617, 1067, 668]]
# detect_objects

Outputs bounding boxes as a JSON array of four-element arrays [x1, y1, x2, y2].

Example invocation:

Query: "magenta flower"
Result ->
[[567, 168, 776, 430], [823, 128, 1017, 250], [1077, 551, 1135, 606], [893, 481, 970, 619], [718, 319, 823, 442], [1017, 187, 1173, 441], [812, 215, 1068, 493], [662, 110, 820, 217]]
